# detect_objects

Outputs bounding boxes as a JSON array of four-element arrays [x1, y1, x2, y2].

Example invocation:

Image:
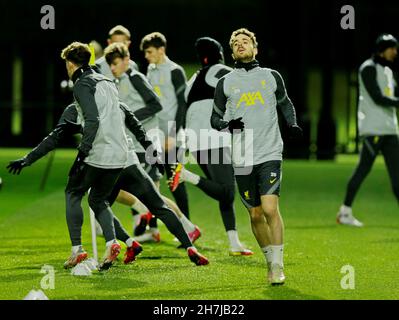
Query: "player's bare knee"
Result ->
[[262, 204, 278, 220], [249, 207, 264, 224]]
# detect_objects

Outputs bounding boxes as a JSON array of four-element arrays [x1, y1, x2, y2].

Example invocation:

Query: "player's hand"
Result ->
[[289, 124, 303, 139], [228, 117, 245, 133], [68, 150, 87, 177], [7, 158, 28, 175]]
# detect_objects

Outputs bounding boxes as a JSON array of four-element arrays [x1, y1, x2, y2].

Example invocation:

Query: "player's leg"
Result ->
[[381, 135, 399, 203], [105, 174, 143, 264], [235, 167, 275, 281], [161, 195, 201, 243], [64, 166, 92, 269], [199, 148, 252, 255], [257, 160, 285, 284], [259, 195, 285, 285], [87, 166, 123, 270], [338, 136, 379, 226], [119, 164, 208, 265], [116, 190, 150, 235]]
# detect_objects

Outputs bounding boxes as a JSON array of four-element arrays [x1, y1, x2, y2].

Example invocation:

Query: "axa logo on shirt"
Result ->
[[236, 91, 265, 108]]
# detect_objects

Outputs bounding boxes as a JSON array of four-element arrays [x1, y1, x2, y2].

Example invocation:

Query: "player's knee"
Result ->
[[249, 207, 264, 224], [221, 185, 235, 206], [88, 195, 107, 213], [262, 203, 278, 219]]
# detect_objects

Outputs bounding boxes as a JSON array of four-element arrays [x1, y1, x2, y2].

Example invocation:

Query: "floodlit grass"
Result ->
[[0, 148, 398, 300]]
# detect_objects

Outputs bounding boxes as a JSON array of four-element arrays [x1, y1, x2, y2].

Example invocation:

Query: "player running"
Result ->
[[336, 33, 399, 226], [170, 37, 252, 256], [210, 28, 302, 285]]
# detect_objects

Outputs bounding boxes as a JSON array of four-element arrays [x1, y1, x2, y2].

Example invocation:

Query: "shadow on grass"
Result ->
[[263, 285, 325, 300]]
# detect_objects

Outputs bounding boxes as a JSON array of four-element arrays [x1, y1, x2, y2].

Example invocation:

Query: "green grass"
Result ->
[[0, 148, 398, 300]]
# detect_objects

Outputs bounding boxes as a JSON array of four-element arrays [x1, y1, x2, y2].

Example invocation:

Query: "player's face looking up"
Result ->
[[110, 56, 130, 78], [231, 34, 257, 63], [144, 46, 165, 64], [381, 47, 398, 62]]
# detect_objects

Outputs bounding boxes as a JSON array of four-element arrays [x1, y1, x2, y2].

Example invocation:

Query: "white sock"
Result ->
[[125, 238, 134, 247], [262, 245, 273, 265], [227, 230, 243, 250], [72, 245, 82, 254], [131, 201, 149, 215], [340, 205, 352, 215], [182, 168, 200, 185], [227, 230, 242, 250], [106, 239, 117, 247], [187, 246, 196, 252], [270, 245, 284, 267], [180, 215, 195, 233]]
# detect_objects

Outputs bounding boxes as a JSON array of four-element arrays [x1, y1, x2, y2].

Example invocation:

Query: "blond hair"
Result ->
[[229, 28, 258, 49]]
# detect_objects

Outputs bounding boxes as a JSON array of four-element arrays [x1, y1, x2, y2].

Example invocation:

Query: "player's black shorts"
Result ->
[[235, 160, 282, 209], [137, 152, 163, 182]]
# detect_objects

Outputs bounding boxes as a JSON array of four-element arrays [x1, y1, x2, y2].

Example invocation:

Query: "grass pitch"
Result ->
[[0, 148, 398, 300]]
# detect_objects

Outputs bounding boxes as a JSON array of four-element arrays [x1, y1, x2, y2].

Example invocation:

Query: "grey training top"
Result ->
[[114, 68, 163, 154], [146, 57, 187, 139], [358, 57, 399, 137], [72, 67, 129, 169], [211, 64, 297, 168]]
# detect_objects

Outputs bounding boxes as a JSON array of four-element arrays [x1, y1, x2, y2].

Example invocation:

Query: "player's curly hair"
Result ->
[[229, 28, 258, 49], [140, 32, 167, 51], [104, 42, 130, 65], [61, 42, 91, 66]]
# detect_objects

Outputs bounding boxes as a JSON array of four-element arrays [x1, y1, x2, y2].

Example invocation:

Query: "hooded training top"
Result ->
[[185, 63, 232, 151], [72, 66, 129, 169], [357, 56, 399, 137], [211, 60, 297, 168], [114, 68, 163, 154], [146, 57, 187, 138]]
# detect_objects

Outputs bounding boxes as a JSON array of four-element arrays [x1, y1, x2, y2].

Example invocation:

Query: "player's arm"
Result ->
[[127, 70, 162, 121], [271, 70, 302, 138], [119, 102, 153, 150], [73, 81, 100, 156], [271, 70, 298, 126], [171, 67, 187, 133], [7, 104, 80, 174], [361, 65, 399, 107], [25, 103, 80, 165], [210, 77, 229, 131]]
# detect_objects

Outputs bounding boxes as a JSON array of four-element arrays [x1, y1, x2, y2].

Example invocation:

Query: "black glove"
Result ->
[[68, 150, 87, 177], [7, 158, 28, 175], [228, 117, 245, 133], [289, 124, 303, 139]]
